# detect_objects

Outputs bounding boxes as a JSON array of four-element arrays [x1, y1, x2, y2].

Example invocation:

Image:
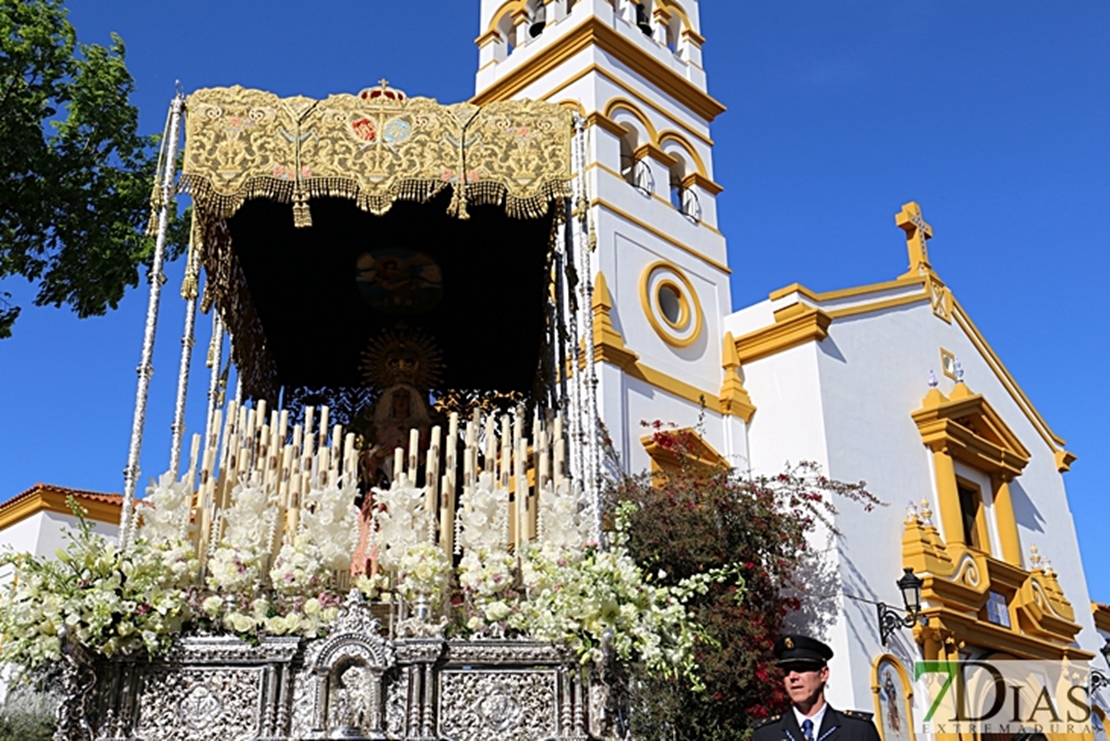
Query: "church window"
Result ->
[[620, 130, 653, 195], [957, 479, 989, 553], [984, 590, 1012, 628], [658, 283, 683, 325], [641, 262, 703, 347], [912, 383, 1030, 565], [668, 162, 684, 210], [620, 131, 638, 185]]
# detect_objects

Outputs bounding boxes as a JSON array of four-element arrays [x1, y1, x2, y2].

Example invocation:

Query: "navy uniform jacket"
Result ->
[[753, 707, 881, 741]]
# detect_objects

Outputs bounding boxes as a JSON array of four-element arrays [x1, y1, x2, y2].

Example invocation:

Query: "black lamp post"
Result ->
[[1092, 639, 1110, 696], [878, 568, 924, 646]]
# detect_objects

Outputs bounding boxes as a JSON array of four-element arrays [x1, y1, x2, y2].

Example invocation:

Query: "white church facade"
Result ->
[[473, 0, 1107, 729], [0, 0, 1106, 736]]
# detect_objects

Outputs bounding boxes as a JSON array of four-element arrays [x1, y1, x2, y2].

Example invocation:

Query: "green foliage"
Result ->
[[613, 426, 881, 741], [0, 0, 186, 337]]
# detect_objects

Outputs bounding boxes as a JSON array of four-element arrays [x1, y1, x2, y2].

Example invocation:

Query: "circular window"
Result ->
[[658, 283, 683, 325], [640, 262, 703, 348]]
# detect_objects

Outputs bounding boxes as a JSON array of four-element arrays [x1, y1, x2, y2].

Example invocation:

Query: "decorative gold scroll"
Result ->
[[180, 85, 573, 226]]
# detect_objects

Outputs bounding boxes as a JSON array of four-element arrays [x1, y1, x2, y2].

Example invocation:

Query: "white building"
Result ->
[[475, 0, 1107, 730]]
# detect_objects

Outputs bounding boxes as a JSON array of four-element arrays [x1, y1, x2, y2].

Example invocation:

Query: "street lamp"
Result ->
[[1092, 638, 1110, 696], [878, 568, 925, 646]]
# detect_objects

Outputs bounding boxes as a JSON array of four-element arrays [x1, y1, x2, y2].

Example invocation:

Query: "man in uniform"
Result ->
[[752, 635, 881, 741]]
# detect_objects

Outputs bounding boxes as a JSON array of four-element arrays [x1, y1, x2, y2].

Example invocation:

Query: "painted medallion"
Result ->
[[356, 248, 443, 316]]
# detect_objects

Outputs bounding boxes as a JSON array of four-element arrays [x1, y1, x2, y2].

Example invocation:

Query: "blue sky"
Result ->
[[1, 2, 1107, 600]]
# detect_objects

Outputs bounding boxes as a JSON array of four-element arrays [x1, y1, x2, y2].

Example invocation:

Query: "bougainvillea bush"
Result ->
[[614, 424, 881, 741]]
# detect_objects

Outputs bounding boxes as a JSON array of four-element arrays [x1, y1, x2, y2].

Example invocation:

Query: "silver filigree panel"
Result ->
[[134, 667, 263, 741], [438, 669, 558, 741]]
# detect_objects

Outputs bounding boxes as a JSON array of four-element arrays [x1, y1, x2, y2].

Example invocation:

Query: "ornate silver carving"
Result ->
[[297, 590, 395, 739], [58, 598, 603, 741], [135, 667, 263, 741], [438, 670, 559, 741], [443, 640, 564, 665]]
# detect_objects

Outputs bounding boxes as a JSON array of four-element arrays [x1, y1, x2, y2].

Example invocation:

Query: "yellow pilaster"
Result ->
[[991, 474, 1023, 566], [931, 449, 965, 548], [718, 332, 756, 423]]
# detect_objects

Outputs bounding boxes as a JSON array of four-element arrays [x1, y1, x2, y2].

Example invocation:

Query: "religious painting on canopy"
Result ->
[[872, 656, 914, 741], [356, 248, 443, 316]]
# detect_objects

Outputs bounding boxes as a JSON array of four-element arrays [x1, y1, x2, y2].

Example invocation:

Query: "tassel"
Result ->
[[446, 183, 470, 220], [292, 190, 313, 228]]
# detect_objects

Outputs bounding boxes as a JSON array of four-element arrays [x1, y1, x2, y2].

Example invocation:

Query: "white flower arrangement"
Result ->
[[456, 547, 517, 632], [137, 472, 195, 543], [368, 474, 431, 573], [367, 474, 451, 602], [511, 542, 700, 681], [456, 472, 509, 553], [0, 499, 192, 670], [537, 479, 592, 551], [393, 541, 451, 602], [207, 474, 279, 593], [270, 479, 360, 597]]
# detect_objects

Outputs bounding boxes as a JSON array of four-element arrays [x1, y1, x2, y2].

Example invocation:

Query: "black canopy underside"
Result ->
[[227, 193, 555, 395]]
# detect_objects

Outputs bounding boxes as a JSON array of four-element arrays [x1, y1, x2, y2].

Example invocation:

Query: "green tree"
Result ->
[[0, 0, 180, 338]]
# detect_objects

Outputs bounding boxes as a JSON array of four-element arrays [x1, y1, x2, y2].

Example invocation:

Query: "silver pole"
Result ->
[[120, 93, 185, 548], [204, 312, 224, 447], [573, 116, 602, 544], [567, 115, 596, 538], [168, 223, 200, 479]]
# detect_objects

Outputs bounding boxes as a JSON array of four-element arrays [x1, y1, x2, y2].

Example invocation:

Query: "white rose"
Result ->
[[202, 596, 223, 617], [483, 600, 512, 622], [226, 612, 255, 633]]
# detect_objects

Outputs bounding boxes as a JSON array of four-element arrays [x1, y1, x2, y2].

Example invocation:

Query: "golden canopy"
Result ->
[[180, 84, 574, 226], [175, 85, 575, 405]]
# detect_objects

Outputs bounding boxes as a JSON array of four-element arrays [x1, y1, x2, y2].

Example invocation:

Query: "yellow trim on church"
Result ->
[[641, 427, 728, 477], [903, 508, 1092, 661], [472, 15, 727, 122], [736, 216, 1072, 463], [588, 272, 750, 421], [733, 306, 832, 364]]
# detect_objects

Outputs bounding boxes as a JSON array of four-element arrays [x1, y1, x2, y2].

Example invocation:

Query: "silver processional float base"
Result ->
[[57, 591, 614, 741]]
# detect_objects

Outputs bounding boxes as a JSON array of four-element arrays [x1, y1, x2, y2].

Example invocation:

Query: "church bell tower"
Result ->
[[474, 0, 749, 472]]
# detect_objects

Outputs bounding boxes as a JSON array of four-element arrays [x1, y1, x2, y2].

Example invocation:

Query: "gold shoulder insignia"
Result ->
[[754, 714, 781, 729]]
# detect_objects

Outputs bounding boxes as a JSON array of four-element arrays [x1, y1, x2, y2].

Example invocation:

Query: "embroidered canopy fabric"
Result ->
[[181, 85, 574, 226], [178, 86, 574, 404]]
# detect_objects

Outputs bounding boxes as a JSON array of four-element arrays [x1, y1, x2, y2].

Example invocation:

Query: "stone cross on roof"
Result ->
[[896, 201, 933, 275]]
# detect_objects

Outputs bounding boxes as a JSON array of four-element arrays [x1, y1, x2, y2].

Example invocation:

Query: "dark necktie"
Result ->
[[802, 718, 815, 741]]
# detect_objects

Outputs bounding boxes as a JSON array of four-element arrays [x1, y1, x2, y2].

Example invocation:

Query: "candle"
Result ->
[[344, 432, 356, 484], [462, 420, 475, 513], [318, 406, 330, 451], [393, 447, 405, 485], [484, 414, 497, 476], [426, 426, 441, 542], [317, 443, 330, 488], [516, 435, 528, 549], [553, 414, 565, 490], [303, 406, 315, 450], [279, 443, 294, 506], [331, 424, 343, 485]]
